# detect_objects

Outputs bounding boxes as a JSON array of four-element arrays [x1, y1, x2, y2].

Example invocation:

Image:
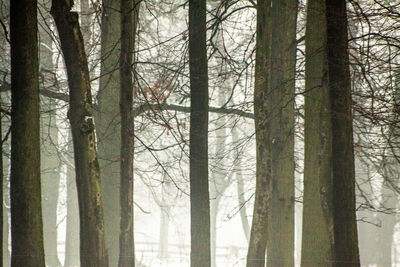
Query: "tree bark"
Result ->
[[119, 0, 140, 266], [51, 1, 108, 266], [326, 1, 360, 266], [10, 0, 45, 266], [301, 0, 334, 265], [189, 0, 211, 266], [96, 1, 122, 264], [246, 0, 271, 266], [267, 0, 297, 266]]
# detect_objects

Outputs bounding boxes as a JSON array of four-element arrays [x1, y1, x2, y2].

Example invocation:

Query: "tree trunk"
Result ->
[[246, 0, 271, 266], [326, 1, 360, 265], [189, 0, 210, 266], [267, 0, 297, 266], [158, 196, 170, 260], [96, 1, 122, 264], [301, 0, 334, 266], [233, 125, 250, 243], [375, 188, 396, 267], [10, 0, 45, 266], [119, 0, 139, 266], [51, 2, 108, 266], [64, 133, 80, 267]]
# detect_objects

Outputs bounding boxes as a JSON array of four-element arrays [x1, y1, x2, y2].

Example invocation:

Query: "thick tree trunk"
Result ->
[[246, 0, 271, 266], [51, 2, 108, 266], [326, 1, 360, 266], [189, 0, 210, 266], [301, 0, 334, 266], [10, 1, 45, 266], [267, 1, 297, 266], [64, 133, 80, 267], [118, 0, 139, 266], [96, 1, 122, 265]]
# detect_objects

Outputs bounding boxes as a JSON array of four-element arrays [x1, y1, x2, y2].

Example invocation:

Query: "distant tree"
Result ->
[[189, 0, 211, 266], [10, 0, 45, 266], [51, 1, 108, 266]]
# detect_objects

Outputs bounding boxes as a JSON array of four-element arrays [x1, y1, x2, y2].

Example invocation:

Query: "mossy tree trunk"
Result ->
[[326, 1, 360, 266], [246, 0, 271, 266], [189, 0, 211, 266], [301, 0, 334, 265], [10, 0, 45, 266], [51, 1, 108, 266]]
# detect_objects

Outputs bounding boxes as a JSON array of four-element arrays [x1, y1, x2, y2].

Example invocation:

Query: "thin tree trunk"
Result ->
[[51, 2, 108, 266], [375, 187, 396, 267], [189, 0, 210, 266], [10, 1, 45, 266], [246, 0, 271, 265], [301, 0, 334, 265], [64, 133, 80, 267], [267, 0, 297, 266], [119, 0, 139, 266], [232, 128, 250, 243], [326, 1, 360, 265], [158, 195, 170, 260]]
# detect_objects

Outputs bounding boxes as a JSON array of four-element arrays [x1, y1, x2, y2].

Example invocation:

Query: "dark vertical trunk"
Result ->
[[118, 0, 139, 266], [189, 0, 210, 266], [301, 0, 334, 266], [10, 0, 45, 266], [51, 1, 108, 266], [246, 0, 271, 266], [267, 0, 297, 266], [64, 133, 80, 267], [326, 1, 360, 266]]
